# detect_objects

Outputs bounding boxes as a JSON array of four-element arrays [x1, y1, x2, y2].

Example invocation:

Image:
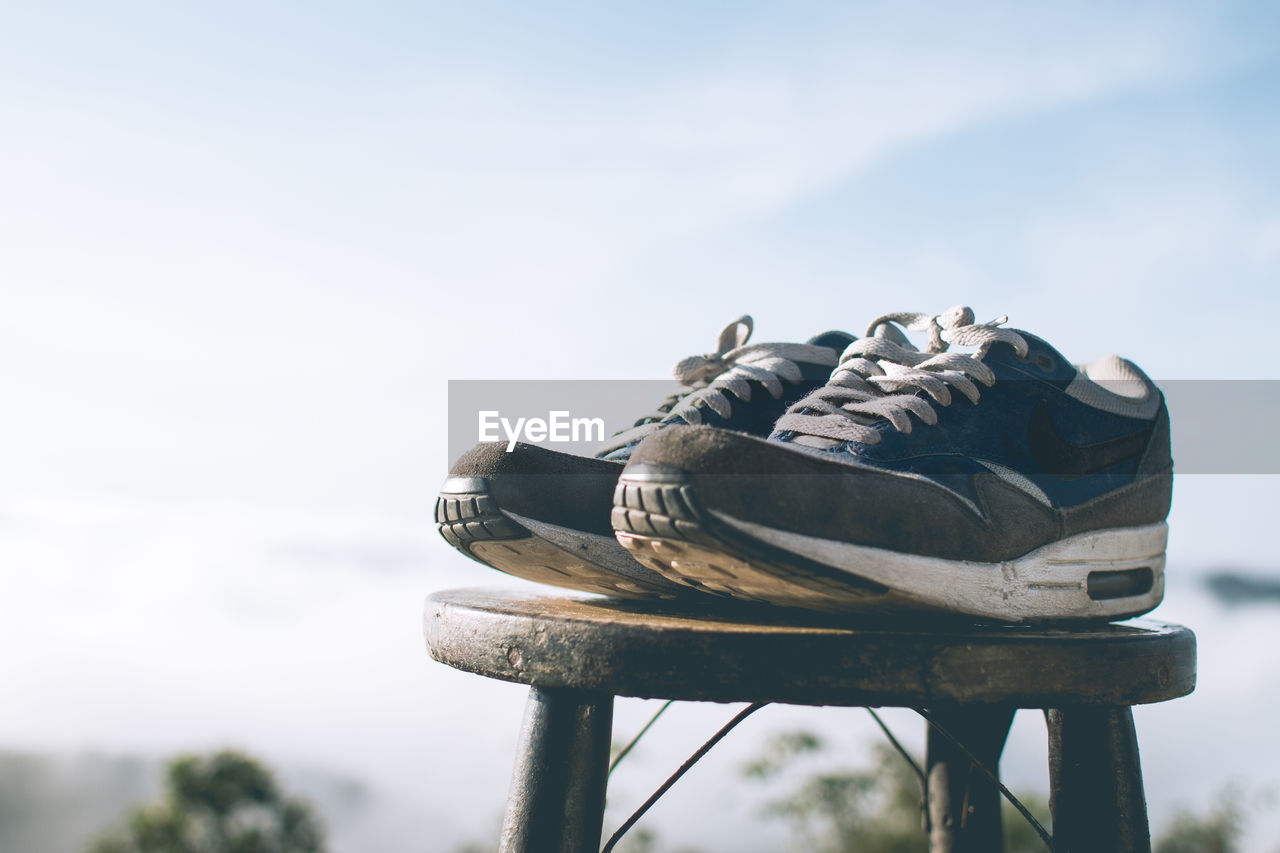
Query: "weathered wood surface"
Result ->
[[425, 588, 1196, 707], [926, 706, 1016, 852], [1049, 706, 1152, 853], [498, 687, 612, 853]]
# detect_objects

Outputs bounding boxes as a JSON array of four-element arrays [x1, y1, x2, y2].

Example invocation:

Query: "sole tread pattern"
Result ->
[[613, 480, 886, 608], [438, 485, 681, 599]]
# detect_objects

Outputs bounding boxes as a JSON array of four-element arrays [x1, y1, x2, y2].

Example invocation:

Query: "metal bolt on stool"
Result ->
[[425, 588, 1196, 853]]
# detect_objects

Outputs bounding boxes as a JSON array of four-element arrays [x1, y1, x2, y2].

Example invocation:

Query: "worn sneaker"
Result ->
[[613, 306, 1172, 622], [437, 316, 853, 598]]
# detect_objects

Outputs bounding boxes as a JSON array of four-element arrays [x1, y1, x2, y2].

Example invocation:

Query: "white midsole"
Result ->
[[710, 511, 1167, 620]]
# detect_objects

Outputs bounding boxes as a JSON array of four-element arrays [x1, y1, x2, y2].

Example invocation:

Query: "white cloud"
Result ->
[[2, 1, 1249, 503]]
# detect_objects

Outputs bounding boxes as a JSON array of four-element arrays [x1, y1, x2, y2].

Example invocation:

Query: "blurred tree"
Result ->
[[743, 731, 1051, 853], [90, 750, 326, 853], [1154, 791, 1245, 853], [744, 729, 1258, 853]]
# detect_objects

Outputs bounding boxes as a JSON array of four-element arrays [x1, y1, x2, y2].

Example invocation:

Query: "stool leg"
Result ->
[[499, 687, 614, 853], [925, 706, 1015, 853], [1047, 706, 1150, 853]]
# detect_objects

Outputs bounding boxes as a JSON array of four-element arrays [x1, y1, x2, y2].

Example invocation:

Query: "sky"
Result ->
[[2, 1, 1280, 850]]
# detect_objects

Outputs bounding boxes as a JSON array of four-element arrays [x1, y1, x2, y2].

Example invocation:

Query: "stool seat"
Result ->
[[425, 587, 1196, 853], [426, 587, 1195, 707]]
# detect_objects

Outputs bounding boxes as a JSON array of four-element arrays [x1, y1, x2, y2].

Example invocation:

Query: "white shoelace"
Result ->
[[774, 305, 1028, 445], [597, 316, 838, 455]]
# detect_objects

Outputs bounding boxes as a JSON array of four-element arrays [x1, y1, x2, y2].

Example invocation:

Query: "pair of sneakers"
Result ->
[[438, 307, 1172, 623]]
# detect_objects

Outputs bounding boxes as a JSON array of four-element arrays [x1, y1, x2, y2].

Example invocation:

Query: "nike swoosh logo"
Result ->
[[1028, 400, 1149, 477]]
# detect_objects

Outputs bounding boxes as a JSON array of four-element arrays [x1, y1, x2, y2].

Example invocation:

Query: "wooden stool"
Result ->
[[425, 588, 1196, 853]]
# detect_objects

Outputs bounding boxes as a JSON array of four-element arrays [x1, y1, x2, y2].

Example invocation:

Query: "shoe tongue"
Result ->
[[990, 329, 1067, 367], [1013, 330, 1062, 357], [805, 330, 856, 351]]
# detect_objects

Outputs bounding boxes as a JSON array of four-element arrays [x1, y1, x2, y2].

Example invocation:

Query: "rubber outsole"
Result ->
[[612, 474, 1166, 623], [437, 477, 683, 599]]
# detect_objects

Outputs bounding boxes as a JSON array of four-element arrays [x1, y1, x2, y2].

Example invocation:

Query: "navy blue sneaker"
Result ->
[[613, 307, 1172, 622], [437, 316, 853, 598]]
